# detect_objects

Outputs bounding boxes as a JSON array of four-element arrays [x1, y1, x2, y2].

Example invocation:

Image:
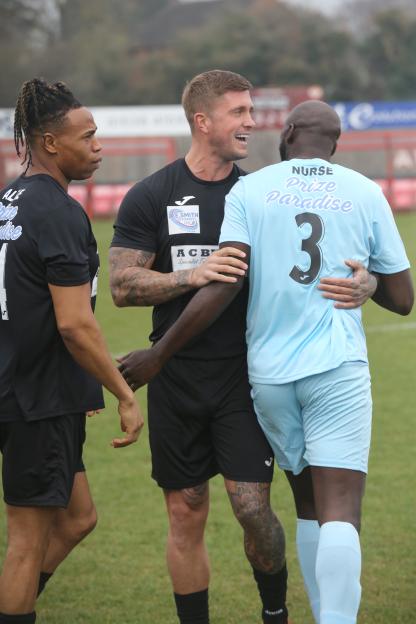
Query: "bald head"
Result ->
[[279, 100, 341, 161]]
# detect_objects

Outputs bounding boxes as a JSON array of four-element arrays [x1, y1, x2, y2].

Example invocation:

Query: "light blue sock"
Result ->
[[316, 521, 361, 624], [296, 519, 320, 623]]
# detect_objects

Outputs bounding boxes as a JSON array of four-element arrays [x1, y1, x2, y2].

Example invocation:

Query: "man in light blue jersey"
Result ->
[[116, 100, 413, 624], [216, 101, 413, 624]]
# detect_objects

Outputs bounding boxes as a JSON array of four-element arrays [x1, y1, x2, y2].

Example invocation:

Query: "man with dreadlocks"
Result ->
[[0, 78, 143, 624]]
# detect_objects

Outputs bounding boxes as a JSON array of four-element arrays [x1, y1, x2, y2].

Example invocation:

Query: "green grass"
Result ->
[[2, 214, 416, 623]]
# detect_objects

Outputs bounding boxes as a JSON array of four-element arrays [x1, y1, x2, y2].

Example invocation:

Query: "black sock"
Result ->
[[253, 562, 288, 623], [173, 589, 209, 624], [0, 613, 36, 623], [37, 571, 53, 597]]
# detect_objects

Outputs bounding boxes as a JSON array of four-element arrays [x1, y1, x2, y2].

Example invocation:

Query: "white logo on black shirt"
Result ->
[[175, 195, 195, 206], [167, 205, 200, 235], [0, 200, 22, 241]]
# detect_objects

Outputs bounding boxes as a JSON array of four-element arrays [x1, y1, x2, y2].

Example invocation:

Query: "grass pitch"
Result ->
[[1, 214, 415, 623]]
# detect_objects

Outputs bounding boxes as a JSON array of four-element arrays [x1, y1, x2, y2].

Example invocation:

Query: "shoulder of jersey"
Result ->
[[332, 162, 382, 193], [241, 162, 282, 183], [20, 175, 84, 213]]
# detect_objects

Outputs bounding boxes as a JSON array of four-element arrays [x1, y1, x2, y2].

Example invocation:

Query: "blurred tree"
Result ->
[[0, 0, 39, 38], [361, 9, 416, 99], [129, 2, 363, 103], [1, 0, 416, 107], [0, 0, 169, 106], [37, 1, 132, 105], [341, 0, 416, 33], [0, 0, 52, 105]]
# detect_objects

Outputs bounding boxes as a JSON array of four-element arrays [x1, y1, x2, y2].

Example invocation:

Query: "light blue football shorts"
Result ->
[[251, 361, 372, 475]]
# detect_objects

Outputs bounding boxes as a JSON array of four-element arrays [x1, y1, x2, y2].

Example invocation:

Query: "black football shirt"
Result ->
[[0, 174, 104, 422], [111, 158, 249, 360]]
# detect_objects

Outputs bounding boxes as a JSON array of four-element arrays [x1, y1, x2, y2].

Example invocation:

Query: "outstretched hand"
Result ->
[[112, 396, 144, 448], [117, 348, 162, 391], [318, 259, 378, 309]]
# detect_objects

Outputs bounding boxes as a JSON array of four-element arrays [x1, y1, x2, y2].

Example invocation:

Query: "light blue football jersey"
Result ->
[[219, 158, 410, 384]]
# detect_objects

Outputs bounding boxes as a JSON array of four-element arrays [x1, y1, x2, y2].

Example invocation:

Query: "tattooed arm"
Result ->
[[109, 246, 248, 307]]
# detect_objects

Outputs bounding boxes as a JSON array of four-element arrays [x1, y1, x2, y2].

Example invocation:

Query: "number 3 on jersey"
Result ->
[[290, 212, 324, 285], [0, 243, 9, 320]]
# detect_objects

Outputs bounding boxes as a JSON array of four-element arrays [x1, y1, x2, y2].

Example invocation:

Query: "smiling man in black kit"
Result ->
[[109, 70, 376, 624], [110, 70, 291, 624]]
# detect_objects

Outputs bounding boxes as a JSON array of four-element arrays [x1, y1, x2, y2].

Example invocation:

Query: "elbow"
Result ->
[[391, 287, 414, 316], [109, 272, 125, 307], [111, 287, 126, 308], [399, 283, 414, 315], [110, 280, 128, 308], [57, 317, 93, 343], [396, 294, 414, 316], [58, 324, 81, 344]]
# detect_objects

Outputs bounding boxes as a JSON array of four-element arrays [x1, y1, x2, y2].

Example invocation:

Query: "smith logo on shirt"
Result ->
[[171, 245, 218, 271], [167, 205, 200, 235]]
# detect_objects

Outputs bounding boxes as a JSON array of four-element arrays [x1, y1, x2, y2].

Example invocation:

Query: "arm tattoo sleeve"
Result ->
[[109, 247, 194, 307]]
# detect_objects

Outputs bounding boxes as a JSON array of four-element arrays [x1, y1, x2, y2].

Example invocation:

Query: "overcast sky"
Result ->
[[182, 0, 344, 15], [286, 0, 342, 14]]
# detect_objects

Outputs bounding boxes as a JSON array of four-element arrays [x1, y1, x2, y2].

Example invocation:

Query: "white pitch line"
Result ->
[[365, 321, 416, 334]]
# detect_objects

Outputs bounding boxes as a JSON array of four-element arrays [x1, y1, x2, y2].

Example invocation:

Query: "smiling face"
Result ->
[[52, 107, 102, 182], [203, 90, 255, 162]]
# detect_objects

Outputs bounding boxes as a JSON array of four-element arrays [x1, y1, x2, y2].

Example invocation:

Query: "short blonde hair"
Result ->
[[182, 69, 252, 130]]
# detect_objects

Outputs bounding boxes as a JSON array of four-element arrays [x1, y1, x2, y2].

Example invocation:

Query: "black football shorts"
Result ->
[[148, 355, 274, 489], [0, 412, 86, 507]]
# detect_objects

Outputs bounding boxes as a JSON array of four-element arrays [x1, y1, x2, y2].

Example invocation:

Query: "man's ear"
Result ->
[[42, 132, 58, 155], [286, 123, 296, 144], [331, 128, 340, 155], [194, 112, 210, 135]]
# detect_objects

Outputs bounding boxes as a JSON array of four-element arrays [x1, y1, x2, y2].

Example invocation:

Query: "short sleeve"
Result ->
[[111, 182, 159, 252], [368, 189, 410, 274], [38, 199, 90, 286], [219, 179, 251, 246]]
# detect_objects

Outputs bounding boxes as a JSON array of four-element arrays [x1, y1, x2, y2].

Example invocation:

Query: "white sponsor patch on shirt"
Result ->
[[167, 205, 200, 235], [171, 245, 218, 271]]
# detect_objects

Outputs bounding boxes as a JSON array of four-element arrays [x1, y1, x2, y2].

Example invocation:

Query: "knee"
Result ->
[[233, 498, 270, 532], [73, 505, 98, 541], [168, 499, 207, 549], [60, 505, 98, 544]]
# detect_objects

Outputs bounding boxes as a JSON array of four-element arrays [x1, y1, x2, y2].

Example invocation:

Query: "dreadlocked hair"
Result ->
[[14, 78, 81, 171]]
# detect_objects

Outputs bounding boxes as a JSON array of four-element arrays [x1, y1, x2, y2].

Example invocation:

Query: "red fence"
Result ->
[[337, 130, 416, 211], [2, 130, 416, 216]]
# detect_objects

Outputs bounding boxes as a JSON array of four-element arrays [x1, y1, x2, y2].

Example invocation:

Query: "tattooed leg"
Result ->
[[226, 480, 289, 623], [225, 480, 285, 573], [164, 483, 210, 594]]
